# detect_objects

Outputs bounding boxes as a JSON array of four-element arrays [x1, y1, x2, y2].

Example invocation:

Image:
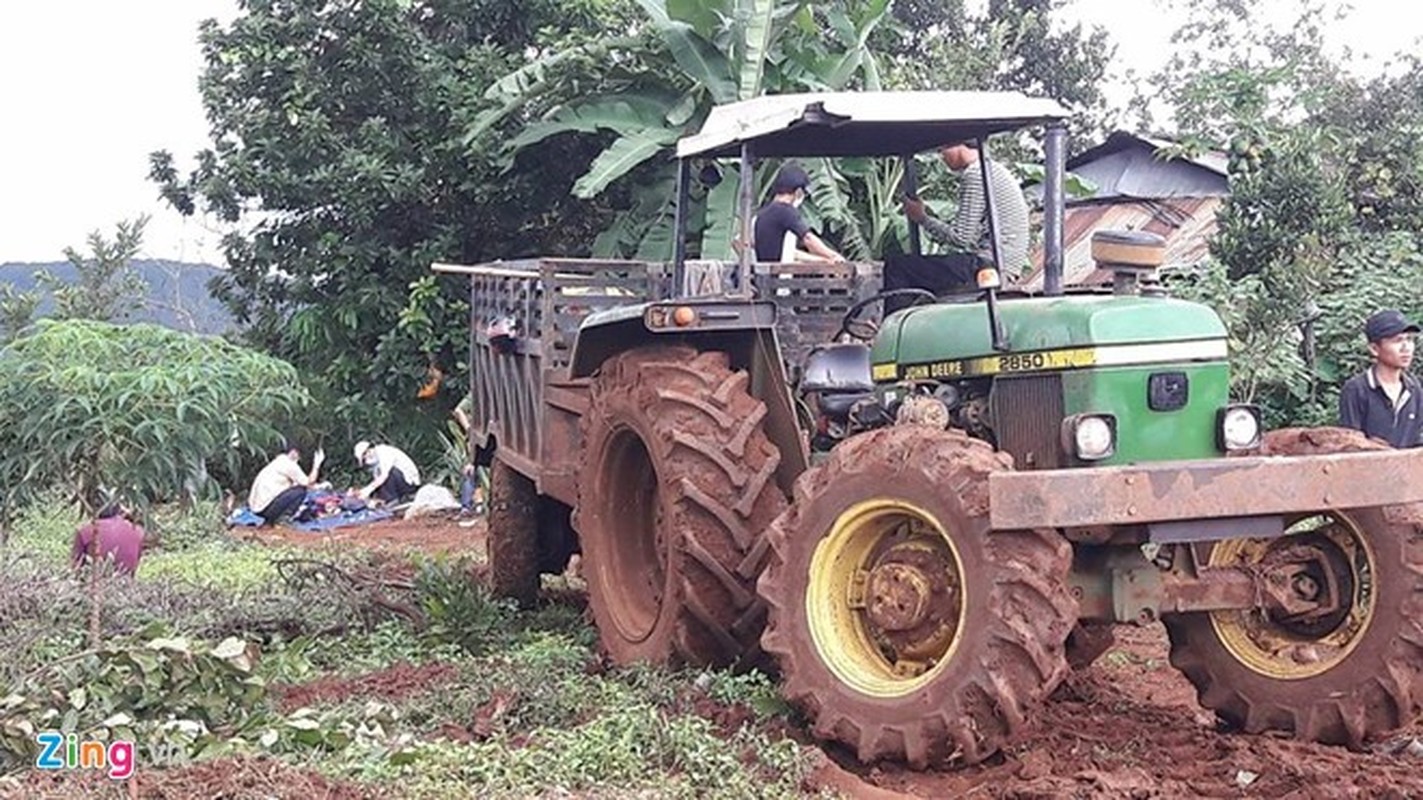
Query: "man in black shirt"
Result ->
[[1338, 308, 1422, 448], [752, 163, 846, 264]]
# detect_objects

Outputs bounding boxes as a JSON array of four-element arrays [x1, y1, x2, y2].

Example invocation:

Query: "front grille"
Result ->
[[990, 373, 1065, 470]]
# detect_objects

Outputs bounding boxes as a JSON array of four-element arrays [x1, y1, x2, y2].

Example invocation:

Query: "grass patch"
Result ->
[[1, 496, 818, 799], [376, 706, 810, 799], [140, 540, 288, 590]]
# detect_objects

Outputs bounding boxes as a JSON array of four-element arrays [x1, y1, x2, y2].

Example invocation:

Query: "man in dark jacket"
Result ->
[[1338, 308, 1422, 448]]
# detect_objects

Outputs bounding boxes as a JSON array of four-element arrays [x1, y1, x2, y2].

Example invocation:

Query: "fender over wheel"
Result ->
[[758, 426, 1076, 767], [574, 346, 788, 667], [1164, 427, 1423, 747]]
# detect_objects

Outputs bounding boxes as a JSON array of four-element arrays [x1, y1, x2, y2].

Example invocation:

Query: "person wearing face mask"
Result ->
[[752, 162, 847, 264]]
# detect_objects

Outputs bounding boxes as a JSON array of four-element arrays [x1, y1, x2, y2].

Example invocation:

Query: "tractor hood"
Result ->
[[869, 295, 1228, 381]]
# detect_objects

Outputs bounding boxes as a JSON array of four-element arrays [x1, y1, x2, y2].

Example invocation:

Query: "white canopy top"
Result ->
[[676, 90, 1072, 159]]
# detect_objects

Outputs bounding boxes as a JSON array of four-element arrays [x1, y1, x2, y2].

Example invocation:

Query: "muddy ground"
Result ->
[[20, 513, 1423, 798], [235, 513, 487, 557], [829, 624, 1423, 799], [256, 514, 1423, 798]]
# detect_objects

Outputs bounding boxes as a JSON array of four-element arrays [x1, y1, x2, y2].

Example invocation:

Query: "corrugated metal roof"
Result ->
[[1069, 130, 1228, 177], [1020, 197, 1222, 290]]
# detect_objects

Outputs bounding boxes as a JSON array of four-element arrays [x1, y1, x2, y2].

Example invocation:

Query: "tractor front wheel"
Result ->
[[758, 426, 1076, 767], [1164, 427, 1423, 747]]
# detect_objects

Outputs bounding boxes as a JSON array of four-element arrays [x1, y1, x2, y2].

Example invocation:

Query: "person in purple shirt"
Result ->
[[71, 504, 146, 576]]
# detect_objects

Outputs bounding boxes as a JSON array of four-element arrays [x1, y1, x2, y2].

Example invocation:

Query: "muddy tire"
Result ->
[[758, 426, 1076, 767], [487, 456, 540, 607], [574, 346, 787, 667], [1164, 426, 1423, 747]]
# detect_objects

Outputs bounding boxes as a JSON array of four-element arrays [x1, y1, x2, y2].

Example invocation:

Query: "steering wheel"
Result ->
[[836, 288, 938, 341]]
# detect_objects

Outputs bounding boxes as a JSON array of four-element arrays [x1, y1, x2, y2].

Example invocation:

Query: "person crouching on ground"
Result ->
[[249, 442, 325, 525], [71, 502, 146, 576], [353, 440, 421, 505]]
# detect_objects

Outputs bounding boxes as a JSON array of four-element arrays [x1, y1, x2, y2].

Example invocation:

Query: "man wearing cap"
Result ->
[[353, 440, 421, 504], [752, 162, 847, 264], [1338, 308, 1422, 448]]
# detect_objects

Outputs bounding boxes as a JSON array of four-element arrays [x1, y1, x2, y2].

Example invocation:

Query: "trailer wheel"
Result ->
[[487, 456, 540, 607], [1164, 427, 1423, 747], [575, 346, 787, 667], [758, 426, 1076, 767]]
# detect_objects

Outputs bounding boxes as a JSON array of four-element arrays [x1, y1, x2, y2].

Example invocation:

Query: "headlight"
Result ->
[[1066, 414, 1116, 461], [1218, 405, 1262, 451]]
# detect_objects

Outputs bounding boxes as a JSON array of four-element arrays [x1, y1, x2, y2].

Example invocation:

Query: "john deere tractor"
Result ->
[[443, 90, 1423, 770], [757, 192, 1423, 768]]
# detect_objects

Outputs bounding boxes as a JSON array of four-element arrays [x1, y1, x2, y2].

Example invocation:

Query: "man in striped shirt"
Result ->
[[902, 141, 1030, 281]]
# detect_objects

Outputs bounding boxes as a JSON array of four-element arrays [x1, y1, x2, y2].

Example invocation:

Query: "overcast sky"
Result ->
[[1, 0, 1418, 267]]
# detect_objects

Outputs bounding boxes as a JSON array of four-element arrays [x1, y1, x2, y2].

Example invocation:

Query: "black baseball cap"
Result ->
[[771, 162, 810, 193], [1365, 309, 1420, 342]]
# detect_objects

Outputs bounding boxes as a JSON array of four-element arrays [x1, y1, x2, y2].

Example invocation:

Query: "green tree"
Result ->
[[1148, 0, 1423, 425], [0, 285, 39, 345], [473, 0, 1112, 261], [886, 0, 1113, 138], [149, 0, 615, 463], [37, 216, 150, 323], [0, 319, 311, 518]]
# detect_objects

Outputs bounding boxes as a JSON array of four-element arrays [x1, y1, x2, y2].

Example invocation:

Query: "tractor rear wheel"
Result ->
[[758, 426, 1076, 767], [1164, 427, 1423, 747], [575, 346, 787, 667], [486, 456, 540, 607]]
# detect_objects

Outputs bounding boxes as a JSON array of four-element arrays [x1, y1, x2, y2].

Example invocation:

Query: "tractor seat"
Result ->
[[817, 390, 873, 419]]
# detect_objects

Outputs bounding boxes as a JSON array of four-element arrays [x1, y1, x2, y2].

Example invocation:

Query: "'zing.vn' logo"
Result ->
[[34, 732, 135, 780]]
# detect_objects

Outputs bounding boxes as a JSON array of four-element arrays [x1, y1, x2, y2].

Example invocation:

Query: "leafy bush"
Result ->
[[413, 557, 517, 657], [0, 319, 311, 519], [0, 627, 267, 771], [1168, 231, 1423, 427]]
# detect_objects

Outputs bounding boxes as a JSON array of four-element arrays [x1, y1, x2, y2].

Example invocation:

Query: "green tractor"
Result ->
[[444, 90, 1423, 769]]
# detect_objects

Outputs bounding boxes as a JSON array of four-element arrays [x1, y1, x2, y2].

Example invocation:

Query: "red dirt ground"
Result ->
[[244, 514, 1423, 799], [31, 517, 1419, 797], [812, 625, 1423, 799], [236, 514, 487, 558], [273, 661, 460, 714]]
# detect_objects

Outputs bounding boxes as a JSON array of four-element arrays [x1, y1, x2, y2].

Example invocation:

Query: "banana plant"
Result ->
[[468, 0, 896, 258]]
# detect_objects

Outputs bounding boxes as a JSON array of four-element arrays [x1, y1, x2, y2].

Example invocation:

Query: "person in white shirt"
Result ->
[[353, 440, 421, 504], [248, 444, 325, 525]]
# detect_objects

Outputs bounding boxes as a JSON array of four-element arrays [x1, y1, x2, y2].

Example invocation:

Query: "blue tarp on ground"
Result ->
[[289, 507, 394, 531], [226, 505, 395, 532]]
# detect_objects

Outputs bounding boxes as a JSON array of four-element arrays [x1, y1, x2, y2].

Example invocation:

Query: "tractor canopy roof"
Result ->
[[675, 90, 1072, 160]]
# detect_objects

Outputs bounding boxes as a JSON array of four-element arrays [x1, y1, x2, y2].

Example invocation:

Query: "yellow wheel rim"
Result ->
[[807, 499, 967, 698], [1208, 513, 1376, 680]]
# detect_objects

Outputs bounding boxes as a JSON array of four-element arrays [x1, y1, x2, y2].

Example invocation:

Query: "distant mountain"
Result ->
[[0, 259, 237, 336]]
